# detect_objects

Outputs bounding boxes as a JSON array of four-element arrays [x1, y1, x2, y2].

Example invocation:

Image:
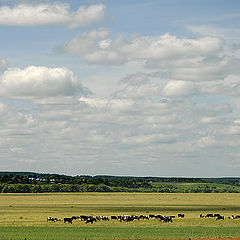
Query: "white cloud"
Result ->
[[170, 57, 240, 82], [0, 3, 105, 28], [163, 81, 197, 97], [62, 30, 223, 65], [0, 66, 89, 98]]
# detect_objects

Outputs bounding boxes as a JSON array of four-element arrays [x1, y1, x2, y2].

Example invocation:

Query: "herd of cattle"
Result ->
[[200, 213, 240, 220], [47, 214, 185, 224], [47, 213, 240, 224]]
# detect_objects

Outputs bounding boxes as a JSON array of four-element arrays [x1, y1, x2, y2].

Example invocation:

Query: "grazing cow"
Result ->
[[111, 216, 118, 220], [54, 218, 62, 221], [200, 214, 204, 218], [216, 215, 224, 220], [64, 217, 73, 224], [178, 214, 184, 218], [86, 217, 97, 224], [47, 217, 55, 222]]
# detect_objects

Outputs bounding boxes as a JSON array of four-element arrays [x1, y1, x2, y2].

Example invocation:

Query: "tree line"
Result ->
[[1, 183, 240, 193], [0, 172, 240, 193]]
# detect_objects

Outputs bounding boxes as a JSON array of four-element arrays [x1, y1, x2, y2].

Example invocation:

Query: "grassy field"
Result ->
[[1, 192, 240, 239]]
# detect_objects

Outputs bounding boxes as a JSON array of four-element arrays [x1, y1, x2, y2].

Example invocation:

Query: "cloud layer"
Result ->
[[62, 29, 223, 65], [0, 3, 105, 28]]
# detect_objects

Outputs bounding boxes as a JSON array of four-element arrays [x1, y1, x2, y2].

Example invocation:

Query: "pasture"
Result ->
[[1, 192, 240, 239]]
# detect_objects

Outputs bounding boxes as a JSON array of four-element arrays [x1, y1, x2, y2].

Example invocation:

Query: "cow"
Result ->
[[64, 217, 73, 224], [178, 214, 184, 218], [86, 217, 97, 224], [216, 215, 224, 220], [111, 216, 118, 220], [47, 217, 55, 222], [162, 216, 173, 222]]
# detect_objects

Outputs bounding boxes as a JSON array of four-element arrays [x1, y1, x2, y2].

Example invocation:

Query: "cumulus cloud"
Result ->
[[0, 3, 105, 28], [62, 30, 223, 65], [0, 66, 89, 98]]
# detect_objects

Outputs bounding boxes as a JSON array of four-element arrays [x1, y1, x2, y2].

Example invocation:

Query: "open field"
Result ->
[[1, 193, 240, 239]]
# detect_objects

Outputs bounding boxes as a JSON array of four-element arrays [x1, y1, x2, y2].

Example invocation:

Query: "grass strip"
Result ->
[[0, 226, 240, 240]]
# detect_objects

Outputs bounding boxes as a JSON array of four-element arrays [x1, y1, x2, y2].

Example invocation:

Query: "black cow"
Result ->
[[178, 214, 184, 218], [216, 215, 224, 220], [111, 216, 118, 220], [86, 217, 97, 224], [64, 217, 73, 224]]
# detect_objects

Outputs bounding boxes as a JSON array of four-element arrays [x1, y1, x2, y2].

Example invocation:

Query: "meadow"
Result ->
[[1, 192, 240, 239]]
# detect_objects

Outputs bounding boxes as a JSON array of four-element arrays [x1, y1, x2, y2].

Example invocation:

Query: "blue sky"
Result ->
[[0, 0, 240, 177]]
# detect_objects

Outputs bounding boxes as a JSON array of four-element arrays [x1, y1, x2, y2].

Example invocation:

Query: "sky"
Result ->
[[0, 0, 240, 177]]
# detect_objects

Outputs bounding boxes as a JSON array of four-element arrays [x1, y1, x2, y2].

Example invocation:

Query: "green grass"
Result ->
[[0, 226, 240, 240], [1, 193, 240, 239]]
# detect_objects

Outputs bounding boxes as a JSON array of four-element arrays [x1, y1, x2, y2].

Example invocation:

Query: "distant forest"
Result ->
[[0, 172, 240, 193]]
